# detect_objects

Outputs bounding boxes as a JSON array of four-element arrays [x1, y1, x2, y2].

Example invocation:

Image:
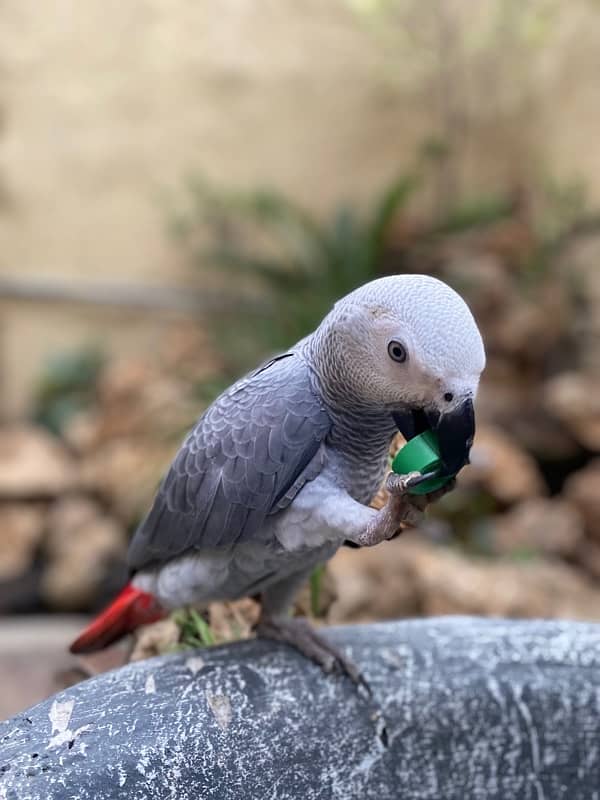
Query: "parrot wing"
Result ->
[[127, 353, 331, 570]]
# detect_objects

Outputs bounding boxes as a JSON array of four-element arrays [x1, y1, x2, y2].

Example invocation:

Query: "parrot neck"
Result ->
[[326, 404, 397, 503], [300, 328, 395, 415], [299, 337, 397, 502], [326, 404, 398, 455]]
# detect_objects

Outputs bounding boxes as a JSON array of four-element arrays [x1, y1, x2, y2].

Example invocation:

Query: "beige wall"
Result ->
[[1, 0, 600, 413]]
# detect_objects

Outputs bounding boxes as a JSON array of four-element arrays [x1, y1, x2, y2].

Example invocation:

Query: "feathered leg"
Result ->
[[256, 567, 368, 689]]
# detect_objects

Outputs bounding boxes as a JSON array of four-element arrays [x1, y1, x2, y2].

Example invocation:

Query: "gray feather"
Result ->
[[127, 354, 330, 570]]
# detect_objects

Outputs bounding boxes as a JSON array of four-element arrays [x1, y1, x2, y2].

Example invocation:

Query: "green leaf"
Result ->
[[189, 608, 216, 645], [367, 174, 419, 262], [434, 194, 514, 234], [310, 565, 326, 618]]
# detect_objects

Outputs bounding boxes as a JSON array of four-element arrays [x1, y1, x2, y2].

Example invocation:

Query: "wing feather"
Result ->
[[127, 354, 330, 570]]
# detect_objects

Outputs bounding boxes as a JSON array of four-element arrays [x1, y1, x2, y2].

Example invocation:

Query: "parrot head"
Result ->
[[310, 274, 486, 478]]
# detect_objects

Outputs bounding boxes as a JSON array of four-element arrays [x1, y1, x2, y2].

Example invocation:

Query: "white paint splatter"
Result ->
[[136, 753, 152, 776], [511, 685, 545, 800], [117, 764, 128, 787], [206, 692, 232, 731], [185, 656, 205, 676], [49, 699, 74, 737], [145, 674, 156, 694], [47, 698, 92, 749]]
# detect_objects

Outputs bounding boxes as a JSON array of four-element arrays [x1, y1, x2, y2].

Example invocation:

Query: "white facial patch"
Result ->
[[343, 275, 486, 381]]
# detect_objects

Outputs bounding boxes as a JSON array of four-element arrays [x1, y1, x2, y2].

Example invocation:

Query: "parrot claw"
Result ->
[[255, 615, 371, 697], [385, 471, 421, 495]]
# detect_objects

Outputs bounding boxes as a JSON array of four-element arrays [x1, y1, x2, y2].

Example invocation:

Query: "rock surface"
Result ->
[[461, 425, 546, 505], [0, 427, 78, 499], [543, 372, 600, 451], [1, 618, 599, 800], [489, 497, 583, 557], [0, 505, 45, 581], [328, 536, 600, 623], [40, 498, 126, 610], [565, 459, 600, 542]]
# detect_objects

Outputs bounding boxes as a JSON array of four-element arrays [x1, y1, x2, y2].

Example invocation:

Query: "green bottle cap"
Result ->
[[391, 430, 453, 496]]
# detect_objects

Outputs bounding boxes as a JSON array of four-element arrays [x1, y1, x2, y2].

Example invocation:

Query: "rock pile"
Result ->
[[1, 220, 599, 633], [323, 214, 600, 626], [0, 323, 215, 614]]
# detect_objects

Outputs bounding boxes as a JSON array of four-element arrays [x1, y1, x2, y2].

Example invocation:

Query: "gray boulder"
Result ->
[[1, 617, 599, 799]]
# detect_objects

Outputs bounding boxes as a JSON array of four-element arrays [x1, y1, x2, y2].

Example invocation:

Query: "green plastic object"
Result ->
[[391, 430, 453, 496]]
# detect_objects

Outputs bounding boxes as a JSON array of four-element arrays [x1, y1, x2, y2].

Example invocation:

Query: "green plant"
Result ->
[[309, 564, 327, 619], [171, 173, 419, 382], [32, 346, 104, 436], [432, 194, 515, 235], [172, 608, 216, 649]]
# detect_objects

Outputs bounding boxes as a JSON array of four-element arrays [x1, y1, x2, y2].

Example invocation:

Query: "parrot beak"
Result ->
[[392, 398, 475, 478], [428, 398, 475, 477], [391, 407, 430, 441]]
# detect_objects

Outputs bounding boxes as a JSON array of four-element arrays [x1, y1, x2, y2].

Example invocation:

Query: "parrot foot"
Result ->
[[255, 615, 370, 695], [350, 473, 458, 548], [385, 470, 423, 495]]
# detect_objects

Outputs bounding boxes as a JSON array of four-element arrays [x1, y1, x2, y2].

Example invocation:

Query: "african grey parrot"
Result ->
[[70, 275, 485, 680]]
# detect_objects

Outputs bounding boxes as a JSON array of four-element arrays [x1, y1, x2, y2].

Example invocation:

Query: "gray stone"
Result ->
[[1, 617, 599, 799]]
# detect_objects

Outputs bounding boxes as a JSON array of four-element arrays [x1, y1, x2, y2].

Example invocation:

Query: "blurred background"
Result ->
[[1, 0, 600, 718]]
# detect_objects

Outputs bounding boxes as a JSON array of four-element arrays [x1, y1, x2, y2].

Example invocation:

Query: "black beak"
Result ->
[[429, 398, 475, 477], [392, 398, 475, 478], [391, 407, 430, 441]]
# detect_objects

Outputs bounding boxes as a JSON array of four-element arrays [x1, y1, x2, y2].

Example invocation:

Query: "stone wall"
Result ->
[[1, 0, 600, 413]]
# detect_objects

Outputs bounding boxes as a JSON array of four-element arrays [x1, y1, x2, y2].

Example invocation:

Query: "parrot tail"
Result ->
[[69, 583, 167, 654]]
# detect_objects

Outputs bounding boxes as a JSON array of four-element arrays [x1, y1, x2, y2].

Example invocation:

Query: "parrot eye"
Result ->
[[387, 341, 407, 363]]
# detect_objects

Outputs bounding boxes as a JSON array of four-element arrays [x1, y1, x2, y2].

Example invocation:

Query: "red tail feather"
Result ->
[[69, 583, 166, 654]]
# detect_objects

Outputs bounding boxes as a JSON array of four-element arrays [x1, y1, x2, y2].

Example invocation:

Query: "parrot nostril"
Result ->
[[443, 392, 454, 403]]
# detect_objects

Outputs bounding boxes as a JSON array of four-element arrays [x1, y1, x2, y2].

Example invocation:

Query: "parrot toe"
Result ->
[[255, 615, 371, 695]]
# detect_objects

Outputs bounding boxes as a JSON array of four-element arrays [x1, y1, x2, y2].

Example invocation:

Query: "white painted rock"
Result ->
[[1, 618, 599, 799]]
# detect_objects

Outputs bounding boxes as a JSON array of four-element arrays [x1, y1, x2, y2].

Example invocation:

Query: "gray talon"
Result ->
[[385, 471, 423, 495], [256, 616, 370, 693]]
